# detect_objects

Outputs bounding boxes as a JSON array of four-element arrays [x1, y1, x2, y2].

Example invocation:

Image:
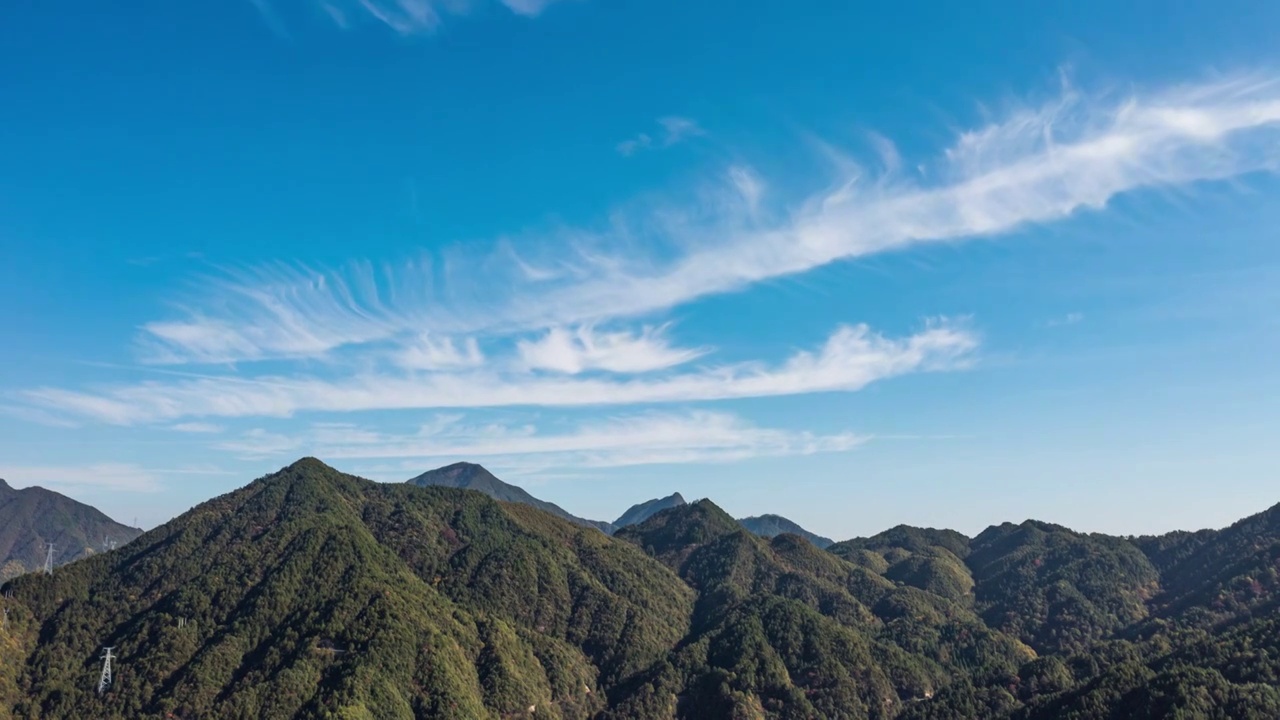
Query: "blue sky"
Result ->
[[3, 0, 1280, 538]]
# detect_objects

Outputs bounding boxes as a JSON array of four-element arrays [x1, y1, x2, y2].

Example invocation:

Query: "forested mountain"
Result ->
[[966, 520, 1160, 654], [0, 477, 141, 582], [407, 462, 616, 534], [610, 500, 1032, 719], [4, 459, 1280, 719], [2, 459, 691, 719], [738, 514, 835, 549], [614, 493, 686, 529]]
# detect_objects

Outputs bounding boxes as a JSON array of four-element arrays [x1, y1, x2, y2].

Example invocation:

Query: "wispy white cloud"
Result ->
[[18, 71, 1280, 451], [393, 335, 484, 370], [319, 1, 350, 28], [217, 411, 866, 469], [25, 321, 975, 424], [0, 464, 164, 493], [296, 0, 573, 35], [516, 325, 707, 374], [498, 0, 569, 16], [215, 429, 302, 459], [132, 74, 1280, 368], [1044, 312, 1085, 327], [170, 422, 225, 433], [618, 116, 706, 156], [353, 0, 439, 34], [246, 0, 574, 36], [616, 134, 652, 157], [247, 0, 294, 38]]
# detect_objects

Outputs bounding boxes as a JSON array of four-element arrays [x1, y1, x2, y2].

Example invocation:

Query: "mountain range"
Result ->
[[0, 477, 141, 582], [408, 462, 831, 546], [3, 457, 1280, 718]]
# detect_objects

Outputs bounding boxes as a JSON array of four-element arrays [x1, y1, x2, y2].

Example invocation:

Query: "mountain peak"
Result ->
[[614, 491, 688, 528], [409, 461, 497, 487], [614, 498, 744, 568], [738, 513, 835, 549], [408, 462, 614, 533], [435, 461, 488, 473], [441, 461, 485, 470], [284, 456, 339, 474]]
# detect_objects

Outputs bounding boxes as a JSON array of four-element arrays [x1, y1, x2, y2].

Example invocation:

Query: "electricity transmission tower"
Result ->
[[2, 607, 9, 632], [44, 543, 55, 575], [97, 647, 115, 696]]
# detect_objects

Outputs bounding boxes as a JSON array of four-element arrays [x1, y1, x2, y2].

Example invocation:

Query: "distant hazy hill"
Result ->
[[738, 513, 835, 548], [407, 465, 833, 550], [407, 461, 616, 534], [613, 492, 686, 528], [0, 477, 141, 581]]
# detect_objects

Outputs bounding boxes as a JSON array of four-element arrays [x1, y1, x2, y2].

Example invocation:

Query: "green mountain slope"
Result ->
[[998, 503, 1280, 719], [610, 500, 1033, 718], [1138, 502, 1280, 624], [1, 459, 691, 719], [830, 526, 974, 603], [966, 521, 1160, 654], [0, 478, 141, 581]]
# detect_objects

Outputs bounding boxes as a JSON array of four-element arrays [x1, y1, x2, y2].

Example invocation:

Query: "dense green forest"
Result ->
[[2, 458, 1279, 718]]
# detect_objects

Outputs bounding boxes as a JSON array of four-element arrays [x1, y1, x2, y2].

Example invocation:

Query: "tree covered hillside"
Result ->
[[0, 459, 691, 720], [3, 460, 1280, 719], [610, 501, 1033, 719]]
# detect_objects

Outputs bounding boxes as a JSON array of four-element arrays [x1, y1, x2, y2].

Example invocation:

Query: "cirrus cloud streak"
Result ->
[[25, 321, 975, 425], [216, 411, 867, 472], [137, 74, 1280, 367]]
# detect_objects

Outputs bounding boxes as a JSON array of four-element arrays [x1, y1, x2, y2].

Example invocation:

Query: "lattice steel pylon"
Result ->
[[43, 543, 55, 575], [97, 647, 115, 696]]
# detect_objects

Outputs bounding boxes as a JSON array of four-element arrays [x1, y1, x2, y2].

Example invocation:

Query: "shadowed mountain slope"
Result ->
[[614, 493, 686, 529], [0, 478, 141, 582]]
